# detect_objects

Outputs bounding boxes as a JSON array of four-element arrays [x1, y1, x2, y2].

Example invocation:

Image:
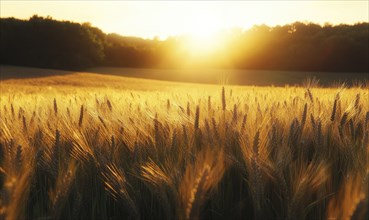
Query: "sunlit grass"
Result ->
[[0, 74, 368, 219]]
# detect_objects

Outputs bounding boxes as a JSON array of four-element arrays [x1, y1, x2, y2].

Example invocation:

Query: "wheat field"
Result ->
[[0, 72, 368, 220]]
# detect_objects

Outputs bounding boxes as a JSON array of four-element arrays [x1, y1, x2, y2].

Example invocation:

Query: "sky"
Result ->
[[1, 1, 368, 39]]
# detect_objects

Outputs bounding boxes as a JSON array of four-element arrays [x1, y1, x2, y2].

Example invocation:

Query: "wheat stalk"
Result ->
[[186, 166, 210, 220], [207, 96, 211, 112], [78, 105, 84, 127], [187, 102, 191, 116], [306, 88, 314, 102], [354, 94, 360, 109], [53, 98, 58, 115], [22, 115, 27, 132], [301, 103, 307, 127], [166, 99, 170, 111], [331, 98, 337, 122], [251, 130, 263, 212], [233, 104, 238, 121], [107, 98, 113, 112], [222, 86, 226, 111], [194, 105, 200, 130], [15, 145, 22, 172], [10, 103, 14, 118]]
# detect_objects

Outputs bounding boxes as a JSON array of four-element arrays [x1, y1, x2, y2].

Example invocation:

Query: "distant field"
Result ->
[[1, 65, 368, 86], [0, 66, 212, 93], [0, 66, 368, 220], [87, 67, 369, 86]]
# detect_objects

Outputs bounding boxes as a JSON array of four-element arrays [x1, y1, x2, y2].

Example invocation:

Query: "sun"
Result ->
[[182, 15, 225, 56], [186, 14, 220, 38], [184, 35, 223, 57]]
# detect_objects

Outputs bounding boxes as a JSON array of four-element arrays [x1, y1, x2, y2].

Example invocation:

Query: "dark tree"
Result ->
[[1, 16, 368, 72]]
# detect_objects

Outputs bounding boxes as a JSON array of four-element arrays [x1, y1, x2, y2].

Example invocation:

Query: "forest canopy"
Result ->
[[1, 15, 368, 72]]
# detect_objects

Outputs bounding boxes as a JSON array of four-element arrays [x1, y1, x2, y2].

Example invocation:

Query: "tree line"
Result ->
[[1, 15, 368, 72]]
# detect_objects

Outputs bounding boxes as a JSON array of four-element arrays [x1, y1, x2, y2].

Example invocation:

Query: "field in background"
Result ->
[[2, 65, 369, 86], [87, 67, 369, 86], [0, 67, 368, 220]]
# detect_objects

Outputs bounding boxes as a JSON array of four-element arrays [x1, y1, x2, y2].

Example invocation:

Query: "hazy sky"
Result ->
[[1, 1, 368, 39]]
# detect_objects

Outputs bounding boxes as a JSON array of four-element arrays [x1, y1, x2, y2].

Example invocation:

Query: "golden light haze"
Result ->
[[1, 1, 368, 40]]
